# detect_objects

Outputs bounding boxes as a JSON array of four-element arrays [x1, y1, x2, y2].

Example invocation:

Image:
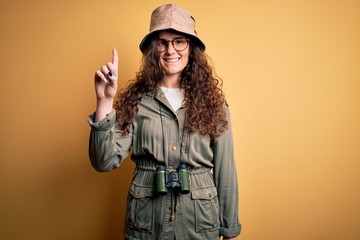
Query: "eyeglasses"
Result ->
[[156, 37, 190, 53]]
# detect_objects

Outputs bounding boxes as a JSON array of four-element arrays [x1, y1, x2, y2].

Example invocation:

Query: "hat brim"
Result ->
[[139, 28, 206, 53]]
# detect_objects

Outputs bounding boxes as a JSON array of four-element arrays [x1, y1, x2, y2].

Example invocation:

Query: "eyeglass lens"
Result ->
[[156, 38, 189, 52]]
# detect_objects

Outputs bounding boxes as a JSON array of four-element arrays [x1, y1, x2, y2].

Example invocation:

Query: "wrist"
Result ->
[[95, 100, 114, 122]]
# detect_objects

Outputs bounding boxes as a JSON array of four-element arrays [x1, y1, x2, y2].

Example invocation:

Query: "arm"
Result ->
[[88, 48, 132, 172], [212, 106, 242, 238], [88, 109, 133, 172]]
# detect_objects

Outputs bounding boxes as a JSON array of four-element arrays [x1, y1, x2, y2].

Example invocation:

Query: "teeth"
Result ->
[[165, 58, 180, 62]]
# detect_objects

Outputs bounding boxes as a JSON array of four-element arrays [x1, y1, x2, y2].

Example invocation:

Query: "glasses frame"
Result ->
[[155, 37, 190, 53]]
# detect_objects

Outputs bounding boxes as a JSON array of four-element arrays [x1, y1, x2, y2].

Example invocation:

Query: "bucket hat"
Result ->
[[139, 4, 205, 52]]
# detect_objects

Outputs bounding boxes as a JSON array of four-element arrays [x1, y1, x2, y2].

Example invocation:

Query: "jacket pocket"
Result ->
[[126, 183, 156, 233], [192, 186, 220, 232]]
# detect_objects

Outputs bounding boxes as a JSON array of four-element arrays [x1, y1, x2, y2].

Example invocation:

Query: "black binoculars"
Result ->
[[155, 163, 190, 195]]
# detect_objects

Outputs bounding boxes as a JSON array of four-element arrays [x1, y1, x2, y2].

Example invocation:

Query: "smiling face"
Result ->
[[157, 30, 190, 84]]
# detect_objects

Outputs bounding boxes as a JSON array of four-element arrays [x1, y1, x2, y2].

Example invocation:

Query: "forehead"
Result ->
[[158, 30, 186, 39]]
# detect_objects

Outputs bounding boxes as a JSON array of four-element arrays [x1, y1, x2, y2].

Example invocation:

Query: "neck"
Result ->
[[160, 75, 180, 88]]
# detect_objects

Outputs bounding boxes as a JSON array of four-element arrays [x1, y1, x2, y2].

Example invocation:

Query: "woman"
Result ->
[[88, 4, 241, 240]]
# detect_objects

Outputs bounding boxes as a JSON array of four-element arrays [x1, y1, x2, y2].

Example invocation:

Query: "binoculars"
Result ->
[[155, 163, 190, 195]]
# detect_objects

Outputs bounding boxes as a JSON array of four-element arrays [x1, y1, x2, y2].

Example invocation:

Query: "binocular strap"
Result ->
[[170, 188, 178, 221]]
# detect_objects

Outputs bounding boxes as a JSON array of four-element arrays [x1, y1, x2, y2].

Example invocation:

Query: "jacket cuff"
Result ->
[[220, 223, 242, 238], [87, 109, 116, 130]]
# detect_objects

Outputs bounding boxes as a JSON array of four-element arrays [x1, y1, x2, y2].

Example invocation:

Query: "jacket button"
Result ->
[[208, 193, 212, 198], [160, 93, 165, 98], [171, 146, 177, 151]]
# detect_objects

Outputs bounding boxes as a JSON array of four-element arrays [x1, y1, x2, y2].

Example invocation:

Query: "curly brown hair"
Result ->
[[114, 37, 228, 138]]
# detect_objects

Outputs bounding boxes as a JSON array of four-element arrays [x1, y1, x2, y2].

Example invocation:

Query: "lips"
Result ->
[[164, 58, 180, 63]]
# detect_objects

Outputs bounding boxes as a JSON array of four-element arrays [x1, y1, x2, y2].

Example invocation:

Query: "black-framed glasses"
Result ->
[[156, 37, 190, 53]]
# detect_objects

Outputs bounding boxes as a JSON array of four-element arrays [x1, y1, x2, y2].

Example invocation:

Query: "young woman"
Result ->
[[88, 4, 241, 240]]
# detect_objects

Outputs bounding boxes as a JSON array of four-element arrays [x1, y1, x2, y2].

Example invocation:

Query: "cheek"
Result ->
[[182, 53, 190, 65]]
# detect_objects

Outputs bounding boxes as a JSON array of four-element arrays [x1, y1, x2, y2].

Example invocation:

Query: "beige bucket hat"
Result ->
[[139, 4, 205, 52]]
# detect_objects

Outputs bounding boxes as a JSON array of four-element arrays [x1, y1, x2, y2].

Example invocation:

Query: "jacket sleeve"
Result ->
[[212, 107, 242, 237], [87, 109, 133, 172]]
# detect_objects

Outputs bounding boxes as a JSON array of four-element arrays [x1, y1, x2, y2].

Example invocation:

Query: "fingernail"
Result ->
[[113, 72, 117, 77], [108, 72, 113, 77], [103, 78, 108, 83]]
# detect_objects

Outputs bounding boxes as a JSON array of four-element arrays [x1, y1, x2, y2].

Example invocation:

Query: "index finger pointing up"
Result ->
[[112, 48, 118, 67]]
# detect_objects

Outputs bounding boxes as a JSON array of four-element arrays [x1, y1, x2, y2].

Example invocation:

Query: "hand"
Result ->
[[93, 48, 119, 122], [94, 48, 119, 102]]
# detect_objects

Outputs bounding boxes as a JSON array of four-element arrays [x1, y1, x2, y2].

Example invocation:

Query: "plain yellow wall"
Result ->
[[0, 0, 359, 239]]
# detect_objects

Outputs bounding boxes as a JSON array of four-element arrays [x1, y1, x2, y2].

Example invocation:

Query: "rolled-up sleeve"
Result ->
[[88, 109, 133, 172], [212, 107, 242, 237]]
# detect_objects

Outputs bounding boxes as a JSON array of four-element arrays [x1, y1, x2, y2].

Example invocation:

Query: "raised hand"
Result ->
[[94, 48, 119, 122], [94, 48, 119, 101]]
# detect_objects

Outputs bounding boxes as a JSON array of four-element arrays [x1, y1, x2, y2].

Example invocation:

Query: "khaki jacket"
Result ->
[[88, 88, 241, 239]]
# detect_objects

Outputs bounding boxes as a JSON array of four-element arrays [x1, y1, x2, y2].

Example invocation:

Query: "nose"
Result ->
[[165, 42, 176, 54]]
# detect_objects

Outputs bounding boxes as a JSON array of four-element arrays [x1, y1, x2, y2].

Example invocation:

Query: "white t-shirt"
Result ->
[[160, 87, 185, 112]]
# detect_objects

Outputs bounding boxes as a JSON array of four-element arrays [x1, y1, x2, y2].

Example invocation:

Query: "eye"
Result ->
[[159, 39, 168, 46], [174, 38, 186, 44]]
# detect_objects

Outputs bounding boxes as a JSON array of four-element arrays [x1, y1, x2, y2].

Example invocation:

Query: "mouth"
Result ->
[[164, 58, 181, 63]]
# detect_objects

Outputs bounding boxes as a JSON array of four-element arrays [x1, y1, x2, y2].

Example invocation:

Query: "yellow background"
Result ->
[[1, 0, 359, 239]]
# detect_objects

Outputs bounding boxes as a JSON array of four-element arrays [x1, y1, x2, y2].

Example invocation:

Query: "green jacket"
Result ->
[[88, 88, 241, 239]]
